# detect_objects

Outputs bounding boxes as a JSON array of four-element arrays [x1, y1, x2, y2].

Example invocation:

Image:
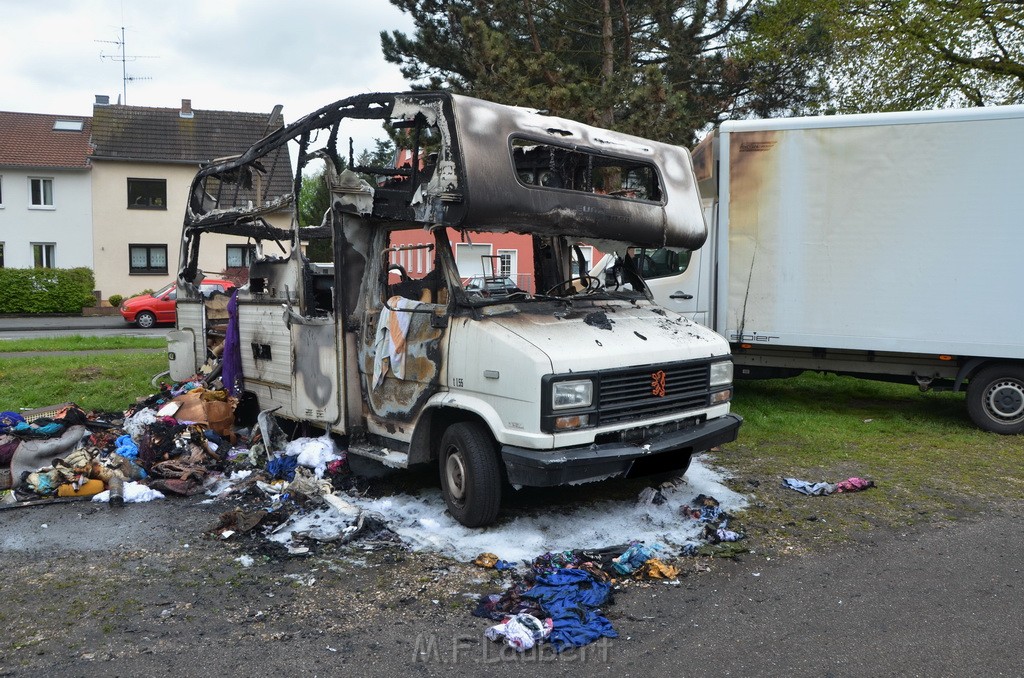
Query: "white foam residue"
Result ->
[[269, 506, 360, 545], [338, 455, 747, 562]]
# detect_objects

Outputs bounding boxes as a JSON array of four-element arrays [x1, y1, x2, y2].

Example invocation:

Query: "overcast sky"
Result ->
[[0, 0, 418, 150]]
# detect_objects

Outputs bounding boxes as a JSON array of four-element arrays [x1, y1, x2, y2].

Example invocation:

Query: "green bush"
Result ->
[[107, 294, 124, 308], [0, 267, 96, 313]]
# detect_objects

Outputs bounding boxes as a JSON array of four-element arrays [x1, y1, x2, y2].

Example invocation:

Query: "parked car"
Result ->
[[119, 278, 235, 328], [462, 275, 520, 297]]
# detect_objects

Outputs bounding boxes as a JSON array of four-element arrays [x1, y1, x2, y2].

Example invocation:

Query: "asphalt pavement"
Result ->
[[1, 494, 1020, 676], [0, 313, 164, 339]]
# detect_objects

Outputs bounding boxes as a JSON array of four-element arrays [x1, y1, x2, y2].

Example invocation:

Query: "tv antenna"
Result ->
[[97, 26, 157, 104]]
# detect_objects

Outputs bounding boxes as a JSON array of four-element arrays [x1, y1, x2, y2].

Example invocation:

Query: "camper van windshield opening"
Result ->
[[510, 138, 662, 203]]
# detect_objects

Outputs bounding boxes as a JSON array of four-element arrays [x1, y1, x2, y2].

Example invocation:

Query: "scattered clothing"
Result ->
[[372, 296, 421, 387], [611, 543, 662, 575], [222, 289, 244, 396], [0, 411, 27, 434], [782, 477, 836, 496], [640, 559, 678, 579], [266, 454, 298, 482], [715, 519, 744, 543], [114, 435, 140, 461], [783, 476, 875, 496], [484, 613, 553, 652], [522, 568, 617, 652], [836, 477, 875, 493], [682, 494, 727, 522]]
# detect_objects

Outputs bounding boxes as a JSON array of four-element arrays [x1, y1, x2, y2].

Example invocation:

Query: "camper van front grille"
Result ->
[[597, 361, 710, 424]]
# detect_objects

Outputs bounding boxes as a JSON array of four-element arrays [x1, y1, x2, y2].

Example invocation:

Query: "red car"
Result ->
[[119, 278, 235, 328]]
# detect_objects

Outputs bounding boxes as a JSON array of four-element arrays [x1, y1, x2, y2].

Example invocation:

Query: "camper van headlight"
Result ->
[[552, 380, 594, 410], [709, 361, 733, 387]]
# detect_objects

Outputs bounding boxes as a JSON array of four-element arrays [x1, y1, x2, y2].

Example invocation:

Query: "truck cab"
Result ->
[[171, 92, 741, 526]]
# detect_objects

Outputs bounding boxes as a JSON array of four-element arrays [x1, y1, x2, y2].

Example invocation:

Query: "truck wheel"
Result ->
[[967, 365, 1024, 435], [136, 311, 157, 329], [439, 422, 502, 527]]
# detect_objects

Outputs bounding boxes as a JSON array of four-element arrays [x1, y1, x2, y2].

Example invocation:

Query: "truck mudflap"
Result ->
[[500, 413, 743, 487]]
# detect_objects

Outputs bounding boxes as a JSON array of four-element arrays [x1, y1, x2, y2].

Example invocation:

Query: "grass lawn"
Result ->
[[0, 336, 165, 353], [1, 337, 1018, 554], [0, 340, 168, 413], [719, 372, 1023, 554]]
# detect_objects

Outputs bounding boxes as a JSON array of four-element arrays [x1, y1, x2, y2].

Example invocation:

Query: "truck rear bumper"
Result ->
[[500, 413, 743, 487]]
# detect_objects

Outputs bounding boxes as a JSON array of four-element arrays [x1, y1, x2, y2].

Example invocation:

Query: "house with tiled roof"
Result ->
[[89, 97, 292, 300], [0, 111, 94, 270]]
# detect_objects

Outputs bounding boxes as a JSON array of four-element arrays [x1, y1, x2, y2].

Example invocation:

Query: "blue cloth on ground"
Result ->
[[115, 434, 140, 460], [522, 568, 617, 651], [266, 454, 298, 481], [612, 543, 661, 575], [0, 411, 26, 433], [699, 503, 725, 522], [12, 421, 65, 438]]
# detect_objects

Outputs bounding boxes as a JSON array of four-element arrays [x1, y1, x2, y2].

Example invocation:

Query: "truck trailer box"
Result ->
[[713, 106, 1024, 358], [664, 105, 1024, 433]]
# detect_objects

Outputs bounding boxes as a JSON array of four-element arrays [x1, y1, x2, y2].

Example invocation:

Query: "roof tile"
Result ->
[[0, 112, 93, 169], [89, 103, 283, 164]]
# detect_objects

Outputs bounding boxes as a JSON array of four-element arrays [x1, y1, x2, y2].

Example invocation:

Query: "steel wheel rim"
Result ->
[[985, 379, 1024, 422], [445, 449, 467, 501]]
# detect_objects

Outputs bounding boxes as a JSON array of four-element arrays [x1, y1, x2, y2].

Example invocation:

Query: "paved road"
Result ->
[[1, 494, 1020, 677], [0, 314, 166, 339]]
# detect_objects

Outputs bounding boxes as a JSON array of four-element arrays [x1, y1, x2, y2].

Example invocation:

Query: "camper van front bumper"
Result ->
[[500, 413, 742, 487]]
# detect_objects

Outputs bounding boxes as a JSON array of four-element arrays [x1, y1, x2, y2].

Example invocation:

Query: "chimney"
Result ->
[[95, 94, 110, 105], [180, 98, 194, 119]]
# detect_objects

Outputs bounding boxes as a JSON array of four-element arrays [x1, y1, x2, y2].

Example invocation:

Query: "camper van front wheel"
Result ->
[[967, 364, 1024, 435], [439, 422, 502, 527]]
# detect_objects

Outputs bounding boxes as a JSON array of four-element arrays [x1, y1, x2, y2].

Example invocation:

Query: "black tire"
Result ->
[[967, 364, 1024, 435], [438, 421, 502, 527], [136, 311, 157, 329]]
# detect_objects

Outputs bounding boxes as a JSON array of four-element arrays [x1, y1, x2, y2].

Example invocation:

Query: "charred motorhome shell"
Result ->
[[172, 92, 740, 527]]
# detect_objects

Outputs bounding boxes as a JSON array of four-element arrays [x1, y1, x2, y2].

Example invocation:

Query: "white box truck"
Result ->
[[633, 104, 1024, 433], [169, 92, 741, 527]]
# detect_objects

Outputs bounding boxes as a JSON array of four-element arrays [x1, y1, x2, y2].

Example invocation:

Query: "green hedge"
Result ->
[[0, 267, 96, 313]]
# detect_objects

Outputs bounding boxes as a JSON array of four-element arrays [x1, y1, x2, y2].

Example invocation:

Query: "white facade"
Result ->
[[90, 160, 292, 299], [0, 167, 93, 270]]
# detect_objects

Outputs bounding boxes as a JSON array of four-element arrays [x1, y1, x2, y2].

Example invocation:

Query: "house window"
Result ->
[[129, 244, 168, 274], [0, 175, 4, 207], [0, 242, 5, 267], [127, 178, 167, 209], [30, 178, 54, 208], [497, 249, 516, 277], [53, 120, 84, 132], [32, 243, 55, 268], [226, 244, 256, 268]]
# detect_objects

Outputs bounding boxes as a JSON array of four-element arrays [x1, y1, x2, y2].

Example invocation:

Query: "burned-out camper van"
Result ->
[[171, 92, 741, 526]]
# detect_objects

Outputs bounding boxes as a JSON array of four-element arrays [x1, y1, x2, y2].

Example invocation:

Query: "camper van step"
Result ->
[[348, 443, 409, 469]]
